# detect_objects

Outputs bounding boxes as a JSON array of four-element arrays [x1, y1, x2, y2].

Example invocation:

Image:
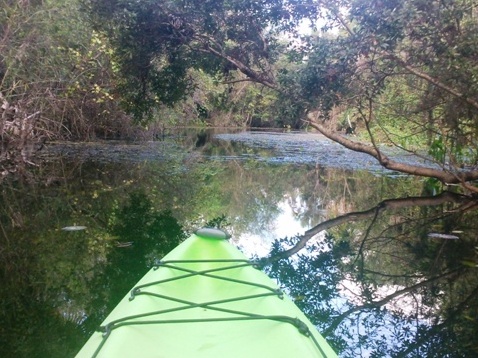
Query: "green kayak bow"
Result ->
[[76, 228, 337, 357]]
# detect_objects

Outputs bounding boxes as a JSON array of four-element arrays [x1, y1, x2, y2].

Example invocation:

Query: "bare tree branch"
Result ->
[[323, 268, 462, 336]]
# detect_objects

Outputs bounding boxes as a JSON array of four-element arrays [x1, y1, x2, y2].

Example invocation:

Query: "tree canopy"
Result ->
[[82, 0, 289, 117], [82, 0, 478, 192], [2, 0, 478, 191]]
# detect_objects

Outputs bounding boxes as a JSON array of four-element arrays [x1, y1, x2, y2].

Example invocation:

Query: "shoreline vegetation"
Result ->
[[2, 0, 478, 193]]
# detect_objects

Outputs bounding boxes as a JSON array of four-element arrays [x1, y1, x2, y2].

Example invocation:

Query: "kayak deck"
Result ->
[[76, 228, 337, 357]]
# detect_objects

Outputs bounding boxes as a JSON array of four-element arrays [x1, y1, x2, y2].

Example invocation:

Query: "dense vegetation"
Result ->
[[2, 0, 478, 191]]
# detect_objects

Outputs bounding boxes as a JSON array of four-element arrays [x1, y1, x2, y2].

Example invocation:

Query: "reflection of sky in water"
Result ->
[[232, 196, 429, 358], [234, 199, 313, 257]]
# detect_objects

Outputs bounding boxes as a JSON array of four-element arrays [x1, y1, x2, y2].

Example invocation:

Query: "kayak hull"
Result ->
[[76, 228, 337, 357]]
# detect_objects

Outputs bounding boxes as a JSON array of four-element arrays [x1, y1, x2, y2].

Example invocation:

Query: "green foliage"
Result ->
[[429, 135, 447, 164], [301, 37, 358, 112], [204, 215, 231, 231], [351, 1, 478, 162], [75, 0, 478, 166], [109, 190, 184, 250], [350, 0, 406, 49], [3, 0, 478, 184], [0, 0, 129, 142], [82, 0, 284, 120]]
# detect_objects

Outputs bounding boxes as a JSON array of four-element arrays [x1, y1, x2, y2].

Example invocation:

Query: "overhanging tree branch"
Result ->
[[307, 119, 478, 187], [195, 35, 277, 89]]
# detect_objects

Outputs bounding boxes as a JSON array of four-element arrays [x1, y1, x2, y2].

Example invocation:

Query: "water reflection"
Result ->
[[1, 129, 477, 357], [264, 192, 478, 357], [234, 197, 327, 258]]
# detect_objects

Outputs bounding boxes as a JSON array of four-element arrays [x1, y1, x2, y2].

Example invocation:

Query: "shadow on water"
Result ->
[[1, 128, 478, 357]]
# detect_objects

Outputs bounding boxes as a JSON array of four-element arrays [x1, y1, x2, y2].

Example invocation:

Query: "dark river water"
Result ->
[[1, 128, 477, 357]]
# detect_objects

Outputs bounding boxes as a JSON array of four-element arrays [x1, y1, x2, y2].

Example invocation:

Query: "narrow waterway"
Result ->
[[1, 129, 477, 357]]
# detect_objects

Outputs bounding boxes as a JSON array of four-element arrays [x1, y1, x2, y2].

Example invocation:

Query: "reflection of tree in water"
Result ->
[[109, 190, 185, 266], [263, 192, 478, 357], [82, 190, 186, 336], [0, 184, 187, 357]]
